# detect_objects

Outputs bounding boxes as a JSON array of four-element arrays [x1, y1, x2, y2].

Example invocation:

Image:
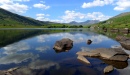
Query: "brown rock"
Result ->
[[119, 40, 130, 50], [87, 39, 92, 45], [77, 55, 91, 64], [76, 51, 99, 57], [104, 65, 114, 73], [53, 38, 73, 52]]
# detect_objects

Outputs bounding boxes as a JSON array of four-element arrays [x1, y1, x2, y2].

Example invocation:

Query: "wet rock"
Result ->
[[92, 48, 129, 61], [101, 59, 128, 69], [53, 38, 73, 52], [115, 35, 129, 41], [87, 39, 92, 45], [119, 40, 130, 50], [77, 48, 129, 61], [76, 51, 99, 57], [104, 65, 114, 73], [115, 36, 130, 50], [77, 55, 91, 64]]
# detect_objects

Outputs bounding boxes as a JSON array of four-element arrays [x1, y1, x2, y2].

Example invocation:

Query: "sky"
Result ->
[[0, 0, 130, 23]]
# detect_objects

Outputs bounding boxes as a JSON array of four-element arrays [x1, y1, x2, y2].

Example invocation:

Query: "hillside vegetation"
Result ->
[[0, 8, 85, 28], [0, 8, 48, 26], [93, 12, 130, 28]]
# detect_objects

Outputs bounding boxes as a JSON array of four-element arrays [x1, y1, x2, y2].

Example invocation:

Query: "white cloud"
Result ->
[[12, 0, 30, 2], [0, 0, 28, 14], [35, 10, 111, 23], [114, 0, 130, 11], [61, 10, 86, 23], [82, 0, 114, 8], [87, 12, 111, 21], [36, 13, 50, 21], [33, 3, 50, 10], [60, 10, 111, 23], [3, 42, 30, 54]]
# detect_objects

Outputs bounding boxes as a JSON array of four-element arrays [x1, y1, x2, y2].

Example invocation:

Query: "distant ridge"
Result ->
[[69, 20, 100, 25]]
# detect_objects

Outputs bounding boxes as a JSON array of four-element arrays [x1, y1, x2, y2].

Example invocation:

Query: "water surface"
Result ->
[[0, 28, 130, 75]]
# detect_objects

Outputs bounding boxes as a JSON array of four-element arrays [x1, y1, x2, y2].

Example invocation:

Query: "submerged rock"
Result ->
[[53, 38, 73, 53], [104, 65, 114, 73], [77, 55, 91, 64]]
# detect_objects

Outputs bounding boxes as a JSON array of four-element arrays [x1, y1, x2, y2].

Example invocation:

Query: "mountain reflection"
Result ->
[[0, 29, 130, 75]]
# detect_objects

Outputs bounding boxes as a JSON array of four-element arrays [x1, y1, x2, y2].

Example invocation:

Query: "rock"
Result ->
[[104, 65, 114, 73], [119, 40, 130, 50], [110, 28, 119, 33], [76, 51, 99, 57], [87, 39, 92, 45], [77, 48, 129, 61], [77, 55, 91, 64], [115, 36, 130, 50], [115, 35, 129, 41], [53, 38, 73, 52], [119, 28, 129, 33]]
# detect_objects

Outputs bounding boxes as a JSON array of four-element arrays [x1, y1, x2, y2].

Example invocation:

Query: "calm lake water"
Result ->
[[0, 28, 130, 75]]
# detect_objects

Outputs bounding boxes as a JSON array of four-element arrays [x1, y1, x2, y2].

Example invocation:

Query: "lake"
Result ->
[[0, 28, 130, 75]]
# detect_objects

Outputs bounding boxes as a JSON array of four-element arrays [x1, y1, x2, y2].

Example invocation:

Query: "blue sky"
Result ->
[[0, 0, 130, 23]]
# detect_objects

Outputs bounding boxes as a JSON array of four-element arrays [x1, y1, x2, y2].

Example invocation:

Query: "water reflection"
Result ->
[[35, 46, 50, 53], [0, 53, 38, 64], [0, 29, 129, 75], [3, 42, 30, 54], [28, 59, 60, 69], [101, 59, 128, 69]]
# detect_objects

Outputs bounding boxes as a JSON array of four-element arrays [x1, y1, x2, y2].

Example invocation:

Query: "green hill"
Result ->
[[93, 12, 130, 28], [0, 8, 54, 27], [0, 8, 74, 28]]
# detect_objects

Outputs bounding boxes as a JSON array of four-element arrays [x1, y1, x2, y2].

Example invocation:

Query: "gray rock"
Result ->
[[53, 38, 73, 52], [104, 65, 114, 73]]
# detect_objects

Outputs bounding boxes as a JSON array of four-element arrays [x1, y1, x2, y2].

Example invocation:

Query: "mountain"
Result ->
[[93, 12, 130, 28], [69, 20, 100, 25], [0, 8, 51, 26]]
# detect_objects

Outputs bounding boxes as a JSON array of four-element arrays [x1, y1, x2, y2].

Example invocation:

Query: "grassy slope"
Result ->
[[92, 12, 130, 28], [0, 8, 47, 26]]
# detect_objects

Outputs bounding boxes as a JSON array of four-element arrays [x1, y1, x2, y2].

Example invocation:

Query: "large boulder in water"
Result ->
[[53, 38, 73, 53]]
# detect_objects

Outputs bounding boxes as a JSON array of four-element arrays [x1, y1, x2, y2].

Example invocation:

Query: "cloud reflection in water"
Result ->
[[37, 33, 109, 44], [3, 42, 30, 54], [0, 53, 38, 64]]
